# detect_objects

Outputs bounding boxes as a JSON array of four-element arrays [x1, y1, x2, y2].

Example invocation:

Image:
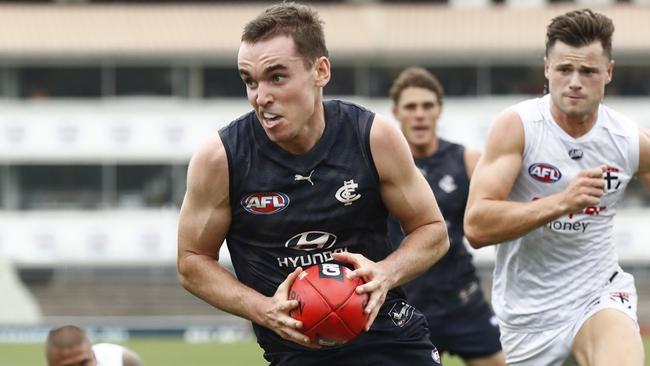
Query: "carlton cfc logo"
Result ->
[[241, 192, 289, 215], [528, 163, 562, 183]]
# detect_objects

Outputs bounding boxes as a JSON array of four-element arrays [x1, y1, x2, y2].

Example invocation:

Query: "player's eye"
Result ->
[[244, 79, 258, 88], [272, 74, 287, 83]]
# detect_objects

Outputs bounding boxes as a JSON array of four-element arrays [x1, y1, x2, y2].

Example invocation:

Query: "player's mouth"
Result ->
[[566, 94, 584, 100], [261, 111, 283, 128], [412, 125, 430, 134]]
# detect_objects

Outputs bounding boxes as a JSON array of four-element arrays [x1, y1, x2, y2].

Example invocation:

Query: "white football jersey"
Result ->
[[92, 343, 124, 366], [492, 94, 640, 331]]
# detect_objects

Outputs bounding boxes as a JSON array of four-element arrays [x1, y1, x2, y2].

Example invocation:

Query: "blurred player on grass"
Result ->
[[465, 9, 650, 366], [387, 67, 505, 366], [46, 325, 142, 366], [177, 2, 449, 365]]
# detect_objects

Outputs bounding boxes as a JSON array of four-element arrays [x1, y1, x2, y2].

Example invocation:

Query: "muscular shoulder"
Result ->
[[187, 133, 229, 202], [369, 114, 415, 181], [485, 108, 524, 158]]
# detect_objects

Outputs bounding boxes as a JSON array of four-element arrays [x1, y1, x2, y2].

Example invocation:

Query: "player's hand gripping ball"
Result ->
[[289, 263, 369, 347]]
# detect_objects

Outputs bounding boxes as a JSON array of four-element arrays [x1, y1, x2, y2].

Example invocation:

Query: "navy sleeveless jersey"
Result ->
[[219, 100, 406, 352], [387, 139, 478, 311]]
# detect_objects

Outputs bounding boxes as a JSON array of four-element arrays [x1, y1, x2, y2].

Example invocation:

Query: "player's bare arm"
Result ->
[[335, 114, 449, 329], [177, 134, 313, 347], [464, 109, 606, 248], [638, 127, 650, 191]]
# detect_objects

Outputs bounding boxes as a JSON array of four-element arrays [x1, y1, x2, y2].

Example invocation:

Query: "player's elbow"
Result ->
[[464, 230, 492, 249], [177, 254, 195, 291], [463, 212, 492, 249]]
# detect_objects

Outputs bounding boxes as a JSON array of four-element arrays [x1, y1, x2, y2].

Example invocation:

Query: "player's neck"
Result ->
[[410, 137, 438, 158], [550, 105, 598, 139], [278, 103, 326, 155]]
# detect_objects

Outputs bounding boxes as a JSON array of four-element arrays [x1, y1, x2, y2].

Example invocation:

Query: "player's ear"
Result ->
[[314, 56, 331, 88], [606, 59, 614, 85], [543, 56, 550, 79]]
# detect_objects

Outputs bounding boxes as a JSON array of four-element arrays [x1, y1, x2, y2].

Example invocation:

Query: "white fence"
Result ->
[[0, 209, 648, 266], [0, 96, 649, 162]]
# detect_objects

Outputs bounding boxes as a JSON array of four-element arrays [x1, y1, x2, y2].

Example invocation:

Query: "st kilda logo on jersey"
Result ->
[[604, 166, 622, 192], [528, 163, 562, 183], [241, 192, 289, 215]]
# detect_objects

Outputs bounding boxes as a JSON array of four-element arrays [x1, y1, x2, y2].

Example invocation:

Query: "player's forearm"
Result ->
[[178, 253, 266, 323], [464, 194, 566, 248], [382, 221, 449, 288]]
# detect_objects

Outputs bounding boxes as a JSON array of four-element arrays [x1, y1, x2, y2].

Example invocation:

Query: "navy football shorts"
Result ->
[[427, 294, 502, 360], [265, 299, 442, 366]]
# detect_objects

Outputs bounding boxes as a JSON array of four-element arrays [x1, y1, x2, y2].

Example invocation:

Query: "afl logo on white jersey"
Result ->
[[528, 163, 562, 183], [241, 192, 290, 215]]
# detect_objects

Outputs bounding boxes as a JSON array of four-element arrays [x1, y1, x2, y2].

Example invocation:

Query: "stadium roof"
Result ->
[[0, 3, 648, 62]]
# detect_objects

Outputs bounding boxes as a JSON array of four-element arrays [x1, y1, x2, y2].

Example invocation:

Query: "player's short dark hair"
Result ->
[[389, 67, 444, 106], [46, 325, 89, 360], [546, 9, 614, 59], [242, 2, 328, 69]]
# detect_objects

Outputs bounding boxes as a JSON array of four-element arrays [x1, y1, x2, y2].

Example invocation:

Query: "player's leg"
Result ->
[[571, 308, 643, 366], [571, 271, 643, 366]]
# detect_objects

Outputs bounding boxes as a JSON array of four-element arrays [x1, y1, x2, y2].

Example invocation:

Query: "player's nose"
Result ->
[[255, 83, 274, 106]]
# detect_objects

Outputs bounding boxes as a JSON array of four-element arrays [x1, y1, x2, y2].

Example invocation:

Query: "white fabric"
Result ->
[[92, 343, 124, 366], [500, 270, 637, 366], [493, 94, 640, 332]]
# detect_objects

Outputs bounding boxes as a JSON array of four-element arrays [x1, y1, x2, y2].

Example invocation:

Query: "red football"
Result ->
[[289, 263, 369, 347]]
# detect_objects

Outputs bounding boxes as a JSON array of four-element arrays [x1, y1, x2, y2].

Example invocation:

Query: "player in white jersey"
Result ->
[[464, 9, 650, 366], [46, 325, 143, 366]]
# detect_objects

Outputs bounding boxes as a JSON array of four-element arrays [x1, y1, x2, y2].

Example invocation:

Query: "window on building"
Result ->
[[203, 66, 245, 98], [489, 66, 545, 95], [18, 165, 103, 209], [428, 66, 479, 96], [18, 67, 102, 99], [608, 65, 650, 96], [115, 67, 176, 96], [326, 66, 357, 96], [115, 165, 173, 208]]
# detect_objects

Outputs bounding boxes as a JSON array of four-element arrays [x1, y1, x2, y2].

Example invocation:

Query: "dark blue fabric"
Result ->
[[266, 298, 441, 366], [219, 100, 416, 359], [426, 285, 502, 358], [387, 139, 502, 358], [387, 139, 477, 307]]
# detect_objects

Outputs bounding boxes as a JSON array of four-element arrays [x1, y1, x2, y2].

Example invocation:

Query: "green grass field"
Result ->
[[3, 338, 649, 365]]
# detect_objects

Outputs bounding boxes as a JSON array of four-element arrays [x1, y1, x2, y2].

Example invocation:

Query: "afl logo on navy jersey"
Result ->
[[528, 163, 562, 183], [241, 192, 289, 215], [285, 231, 337, 251]]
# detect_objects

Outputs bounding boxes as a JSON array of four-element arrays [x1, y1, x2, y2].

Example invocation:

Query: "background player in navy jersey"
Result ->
[[177, 2, 449, 365], [387, 67, 505, 366]]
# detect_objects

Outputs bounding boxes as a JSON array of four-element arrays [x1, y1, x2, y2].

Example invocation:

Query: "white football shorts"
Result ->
[[500, 270, 638, 366]]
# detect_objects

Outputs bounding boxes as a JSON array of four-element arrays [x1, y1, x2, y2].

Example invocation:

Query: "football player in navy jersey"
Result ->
[[387, 67, 505, 366], [177, 2, 449, 365]]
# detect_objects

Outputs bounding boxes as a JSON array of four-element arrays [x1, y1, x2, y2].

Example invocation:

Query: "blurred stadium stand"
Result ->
[[0, 1, 649, 341]]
